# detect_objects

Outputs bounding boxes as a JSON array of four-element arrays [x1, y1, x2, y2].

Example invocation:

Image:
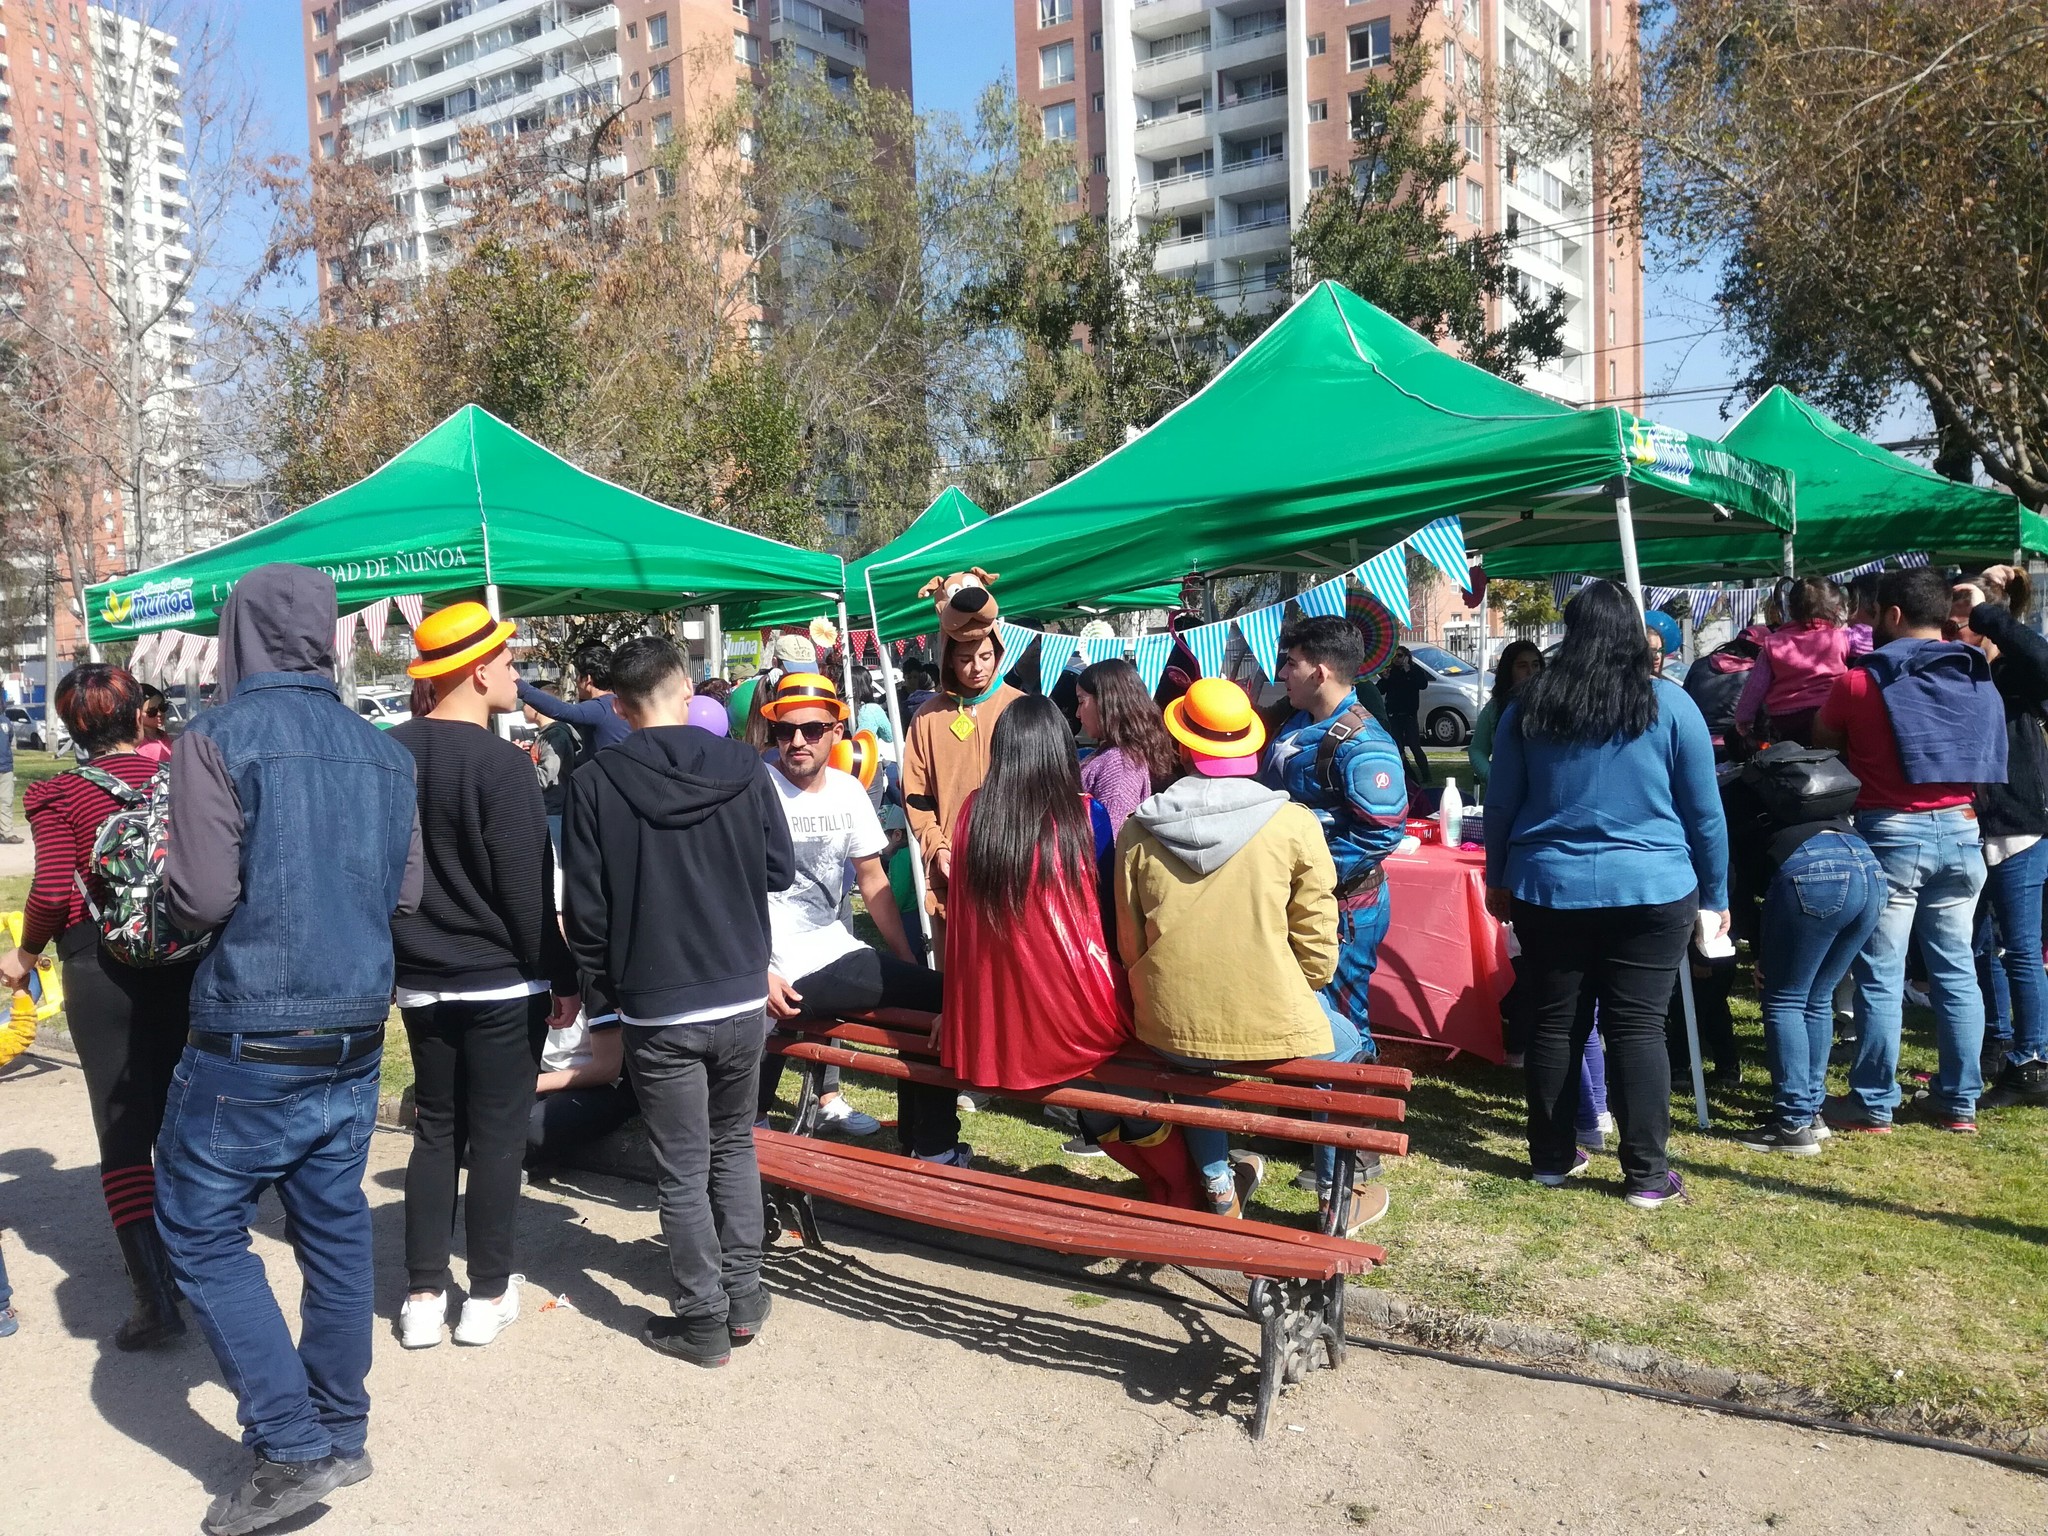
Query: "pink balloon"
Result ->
[[686, 695, 730, 736]]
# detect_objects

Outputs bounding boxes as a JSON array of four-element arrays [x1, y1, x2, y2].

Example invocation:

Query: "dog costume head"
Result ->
[[918, 568, 1003, 647]]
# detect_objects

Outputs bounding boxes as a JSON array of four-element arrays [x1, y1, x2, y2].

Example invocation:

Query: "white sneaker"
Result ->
[[452, 1277, 521, 1346], [815, 1094, 882, 1136], [398, 1291, 447, 1350]]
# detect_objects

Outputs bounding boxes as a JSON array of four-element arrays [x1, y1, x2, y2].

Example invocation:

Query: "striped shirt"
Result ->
[[21, 754, 157, 952]]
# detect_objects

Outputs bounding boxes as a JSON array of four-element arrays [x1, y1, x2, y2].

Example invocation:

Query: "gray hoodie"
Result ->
[[215, 563, 339, 694], [1128, 776, 1290, 876]]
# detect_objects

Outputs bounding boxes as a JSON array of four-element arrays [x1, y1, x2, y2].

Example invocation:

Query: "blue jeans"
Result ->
[[155, 1035, 383, 1462], [1160, 998, 1363, 1197], [1758, 832, 1885, 1123], [1973, 838, 2048, 1067], [1848, 808, 1988, 1119], [1321, 883, 1391, 1052]]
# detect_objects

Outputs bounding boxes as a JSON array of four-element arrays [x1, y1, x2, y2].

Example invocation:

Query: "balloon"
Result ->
[[687, 694, 730, 737]]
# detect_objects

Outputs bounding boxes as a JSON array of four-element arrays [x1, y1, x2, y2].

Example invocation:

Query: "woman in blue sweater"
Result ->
[[1484, 581, 1729, 1210]]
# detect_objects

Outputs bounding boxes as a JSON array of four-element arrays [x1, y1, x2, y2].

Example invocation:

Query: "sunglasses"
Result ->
[[770, 720, 838, 745]]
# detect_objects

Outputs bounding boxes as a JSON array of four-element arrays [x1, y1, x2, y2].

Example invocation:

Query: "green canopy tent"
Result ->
[[862, 281, 1794, 640], [727, 484, 1184, 636], [1484, 387, 2043, 584], [85, 404, 846, 645]]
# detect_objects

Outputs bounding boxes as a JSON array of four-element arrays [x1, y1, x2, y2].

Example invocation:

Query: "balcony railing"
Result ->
[[1138, 40, 1210, 67], [1142, 167, 1213, 191]]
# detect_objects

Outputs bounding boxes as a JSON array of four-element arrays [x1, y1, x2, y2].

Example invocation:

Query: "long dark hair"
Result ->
[[1077, 658, 1178, 791], [1488, 639, 1544, 712], [954, 695, 1093, 934], [1515, 580, 1658, 744]]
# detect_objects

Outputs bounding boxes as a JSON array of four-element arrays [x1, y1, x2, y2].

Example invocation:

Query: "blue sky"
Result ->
[[233, 1, 1920, 444]]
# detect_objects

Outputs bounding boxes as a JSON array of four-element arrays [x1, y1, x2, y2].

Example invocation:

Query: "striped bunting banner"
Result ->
[[129, 630, 162, 679], [394, 593, 426, 629], [1548, 573, 1583, 611], [1893, 551, 1930, 569], [1356, 547, 1411, 628], [1181, 619, 1233, 679], [1408, 515, 1472, 592], [361, 598, 391, 652], [1132, 633, 1172, 694], [1296, 571, 1352, 618], [1690, 588, 1721, 629], [334, 610, 359, 664], [995, 619, 1037, 668], [1646, 586, 1681, 611], [1726, 588, 1761, 631], [1830, 559, 1884, 582], [1036, 630, 1080, 694], [1080, 635, 1124, 667], [1235, 603, 1285, 683], [195, 637, 219, 685]]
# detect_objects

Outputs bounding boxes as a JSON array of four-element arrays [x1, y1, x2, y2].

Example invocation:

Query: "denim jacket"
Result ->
[[167, 669, 420, 1032]]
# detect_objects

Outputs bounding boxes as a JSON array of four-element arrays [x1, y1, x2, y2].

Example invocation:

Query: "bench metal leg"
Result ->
[[1247, 1275, 1343, 1438], [1318, 1148, 1358, 1240], [761, 1183, 828, 1252], [790, 1056, 827, 1137]]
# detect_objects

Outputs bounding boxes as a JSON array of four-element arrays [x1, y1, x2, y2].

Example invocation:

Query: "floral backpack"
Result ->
[[71, 763, 217, 968]]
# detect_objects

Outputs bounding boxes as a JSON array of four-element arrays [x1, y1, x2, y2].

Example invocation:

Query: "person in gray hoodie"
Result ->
[[155, 564, 421, 1536]]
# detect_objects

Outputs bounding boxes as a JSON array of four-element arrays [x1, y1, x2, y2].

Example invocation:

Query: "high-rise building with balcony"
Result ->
[[304, 0, 912, 294], [1016, 0, 1640, 408]]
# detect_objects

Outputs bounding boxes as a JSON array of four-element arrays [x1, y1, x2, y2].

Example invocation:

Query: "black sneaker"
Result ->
[[644, 1313, 732, 1368], [1736, 1118, 1822, 1156], [1981, 1059, 2048, 1109], [334, 1450, 373, 1488], [203, 1455, 350, 1536], [726, 1287, 772, 1345]]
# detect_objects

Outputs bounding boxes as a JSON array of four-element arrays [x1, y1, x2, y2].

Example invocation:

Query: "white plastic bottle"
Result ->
[[1439, 775, 1464, 847]]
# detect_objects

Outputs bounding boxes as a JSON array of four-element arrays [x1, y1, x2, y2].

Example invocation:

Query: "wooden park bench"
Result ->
[[754, 1015, 1411, 1437]]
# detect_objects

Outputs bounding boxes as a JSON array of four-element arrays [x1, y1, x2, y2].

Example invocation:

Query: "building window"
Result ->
[[732, 32, 758, 65], [1608, 359, 1617, 396], [734, 0, 756, 14], [1444, 39, 1456, 80], [312, 8, 329, 37], [1607, 308, 1616, 343], [1092, 30, 1102, 51], [319, 132, 335, 159], [1309, 166, 1329, 189], [655, 167, 675, 198], [1465, 178, 1483, 220], [1039, 0, 1072, 25], [1463, 0, 1480, 33], [1607, 257, 1616, 293], [1091, 151, 1105, 174], [1040, 40, 1074, 87], [1092, 91, 1104, 113], [648, 13, 669, 49], [654, 112, 674, 145], [1307, 33, 1325, 57], [652, 62, 673, 94], [317, 92, 334, 120], [1348, 20, 1390, 69], [1042, 100, 1076, 142], [314, 50, 332, 79], [1464, 118, 1481, 156], [1464, 51, 1481, 89], [1308, 99, 1327, 122], [738, 126, 757, 158]]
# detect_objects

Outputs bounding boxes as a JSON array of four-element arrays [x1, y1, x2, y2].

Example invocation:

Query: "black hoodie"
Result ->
[[562, 725, 795, 1020]]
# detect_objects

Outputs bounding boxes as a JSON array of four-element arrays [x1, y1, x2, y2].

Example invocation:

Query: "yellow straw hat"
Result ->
[[761, 671, 850, 722], [1163, 677, 1266, 776], [829, 730, 882, 788], [406, 601, 515, 679]]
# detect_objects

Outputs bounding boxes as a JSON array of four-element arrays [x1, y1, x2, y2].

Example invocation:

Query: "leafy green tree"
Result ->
[[1291, 2, 1566, 382]]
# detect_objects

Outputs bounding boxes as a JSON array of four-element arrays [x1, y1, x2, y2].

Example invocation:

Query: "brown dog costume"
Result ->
[[917, 568, 1002, 646]]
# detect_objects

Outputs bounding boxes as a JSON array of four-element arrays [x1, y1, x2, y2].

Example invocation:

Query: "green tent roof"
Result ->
[[86, 405, 845, 643], [1485, 387, 2038, 583], [863, 282, 1793, 639], [729, 485, 991, 630]]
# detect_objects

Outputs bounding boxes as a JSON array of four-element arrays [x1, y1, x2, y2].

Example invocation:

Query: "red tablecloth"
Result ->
[[1367, 843, 1513, 1063]]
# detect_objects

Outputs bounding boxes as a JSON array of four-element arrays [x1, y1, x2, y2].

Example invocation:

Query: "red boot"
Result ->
[[1098, 1127, 1203, 1210]]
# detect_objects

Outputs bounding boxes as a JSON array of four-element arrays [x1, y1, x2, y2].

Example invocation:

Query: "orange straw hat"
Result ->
[[1163, 677, 1266, 778], [761, 671, 851, 722], [406, 600, 515, 679]]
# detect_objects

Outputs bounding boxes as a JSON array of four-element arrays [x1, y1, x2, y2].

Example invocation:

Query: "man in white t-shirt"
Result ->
[[758, 674, 962, 1164]]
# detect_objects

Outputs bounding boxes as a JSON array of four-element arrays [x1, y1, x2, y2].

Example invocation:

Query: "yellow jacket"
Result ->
[[1114, 779, 1338, 1061]]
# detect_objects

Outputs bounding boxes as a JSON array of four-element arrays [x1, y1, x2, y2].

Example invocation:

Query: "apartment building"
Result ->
[[304, 0, 911, 293], [0, 0, 198, 677], [1016, 0, 1641, 408]]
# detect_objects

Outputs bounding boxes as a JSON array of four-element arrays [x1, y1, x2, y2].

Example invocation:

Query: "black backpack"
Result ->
[[1740, 741, 1861, 826]]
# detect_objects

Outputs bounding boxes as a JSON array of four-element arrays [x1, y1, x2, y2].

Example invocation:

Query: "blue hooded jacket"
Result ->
[[1854, 638, 2007, 787]]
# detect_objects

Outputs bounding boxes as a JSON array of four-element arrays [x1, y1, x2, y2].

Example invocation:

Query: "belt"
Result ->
[[188, 1026, 385, 1066], [1336, 864, 1387, 901]]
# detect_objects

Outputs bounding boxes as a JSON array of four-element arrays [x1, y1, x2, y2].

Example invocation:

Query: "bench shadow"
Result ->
[[761, 1240, 1260, 1426]]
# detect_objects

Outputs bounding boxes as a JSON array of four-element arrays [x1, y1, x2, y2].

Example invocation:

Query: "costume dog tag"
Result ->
[[950, 712, 976, 740]]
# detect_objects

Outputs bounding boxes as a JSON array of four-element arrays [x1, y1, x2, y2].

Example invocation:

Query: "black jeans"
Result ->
[[1511, 895, 1696, 1193], [1390, 713, 1431, 783], [401, 994, 549, 1299], [764, 947, 960, 1159], [528, 1079, 639, 1163], [626, 1007, 769, 1323], [57, 921, 195, 1230]]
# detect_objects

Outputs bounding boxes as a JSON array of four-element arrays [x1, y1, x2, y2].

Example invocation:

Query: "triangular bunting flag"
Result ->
[[130, 630, 161, 679], [1036, 630, 1080, 695], [1235, 603, 1285, 683], [1080, 635, 1123, 667], [1407, 516, 1471, 592], [1182, 619, 1232, 679], [394, 594, 425, 628], [334, 610, 359, 664], [995, 620, 1037, 667], [1296, 571, 1351, 619], [893, 639, 907, 657], [1548, 573, 1583, 611], [1689, 588, 1720, 629], [361, 598, 391, 651], [1727, 588, 1760, 631], [1132, 634, 1172, 694], [1894, 551, 1929, 569], [1356, 548, 1411, 628], [1645, 586, 1680, 612], [195, 636, 219, 686], [155, 632, 188, 680]]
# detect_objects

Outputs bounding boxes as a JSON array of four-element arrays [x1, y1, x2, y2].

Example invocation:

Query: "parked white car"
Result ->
[[354, 689, 412, 729]]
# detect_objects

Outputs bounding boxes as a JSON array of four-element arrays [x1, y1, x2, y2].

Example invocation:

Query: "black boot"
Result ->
[[113, 1219, 186, 1351], [1982, 1059, 2048, 1109]]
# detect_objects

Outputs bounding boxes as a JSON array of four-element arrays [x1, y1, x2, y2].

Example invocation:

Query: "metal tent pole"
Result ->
[[1676, 961, 1711, 1130], [866, 569, 933, 955], [707, 603, 725, 681], [836, 598, 856, 700], [1608, 476, 1645, 614], [1781, 533, 1796, 578]]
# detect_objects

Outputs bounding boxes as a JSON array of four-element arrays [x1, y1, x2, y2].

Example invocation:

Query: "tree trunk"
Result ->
[[1929, 388, 1975, 486]]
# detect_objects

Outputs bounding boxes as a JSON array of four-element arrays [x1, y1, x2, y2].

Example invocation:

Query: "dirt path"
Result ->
[[4, 1054, 2043, 1535]]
